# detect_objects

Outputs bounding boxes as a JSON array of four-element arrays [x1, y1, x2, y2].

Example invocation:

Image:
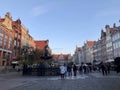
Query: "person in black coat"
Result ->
[[73, 64, 77, 76]]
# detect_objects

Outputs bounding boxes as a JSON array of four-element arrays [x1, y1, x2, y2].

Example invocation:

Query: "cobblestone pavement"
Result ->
[[0, 71, 120, 90]]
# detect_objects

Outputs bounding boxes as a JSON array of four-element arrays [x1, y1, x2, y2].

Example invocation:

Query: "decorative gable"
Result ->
[[2, 12, 13, 31]]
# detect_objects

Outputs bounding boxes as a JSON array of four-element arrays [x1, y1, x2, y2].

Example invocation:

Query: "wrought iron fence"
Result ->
[[22, 66, 60, 76]]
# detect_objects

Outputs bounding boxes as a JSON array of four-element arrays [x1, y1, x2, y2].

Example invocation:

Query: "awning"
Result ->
[[94, 61, 101, 65], [105, 59, 114, 63], [12, 56, 17, 60], [12, 61, 18, 64]]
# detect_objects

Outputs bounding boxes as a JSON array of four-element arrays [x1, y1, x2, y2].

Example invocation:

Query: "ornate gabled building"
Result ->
[[105, 25, 114, 61], [21, 24, 29, 48], [73, 41, 94, 64], [111, 24, 120, 58], [12, 19, 22, 61], [34, 40, 52, 56], [35, 40, 49, 50], [0, 12, 54, 66], [93, 39, 102, 62], [84, 41, 95, 64], [53, 54, 72, 65], [101, 29, 107, 61], [28, 34, 35, 49], [81, 46, 85, 63], [0, 12, 14, 65], [0, 12, 37, 66], [73, 47, 82, 65]]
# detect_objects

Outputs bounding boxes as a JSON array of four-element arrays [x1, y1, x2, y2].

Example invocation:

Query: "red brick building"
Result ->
[[0, 12, 14, 65], [34, 40, 52, 56], [12, 19, 22, 61], [34, 40, 49, 50], [53, 54, 72, 65]]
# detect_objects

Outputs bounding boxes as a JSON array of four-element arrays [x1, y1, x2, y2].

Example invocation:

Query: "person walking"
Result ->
[[107, 63, 111, 74], [79, 65, 83, 75], [64, 64, 67, 78], [104, 63, 108, 75], [67, 65, 72, 76], [101, 63, 105, 75], [60, 64, 66, 79], [73, 64, 77, 76], [101, 62, 108, 76]]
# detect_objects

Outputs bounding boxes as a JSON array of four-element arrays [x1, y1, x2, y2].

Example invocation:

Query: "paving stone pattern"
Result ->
[[0, 71, 120, 90]]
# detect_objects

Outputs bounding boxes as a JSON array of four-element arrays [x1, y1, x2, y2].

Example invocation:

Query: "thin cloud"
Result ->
[[31, 6, 48, 16]]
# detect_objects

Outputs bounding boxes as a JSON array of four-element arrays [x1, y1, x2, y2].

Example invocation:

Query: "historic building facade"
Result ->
[[112, 25, 120, 58], [0, 12, 56, 66], [21, 24, 29, 48], [0, 12, 14, 65], [73, 47, 82, 65], [34, 40, 52, 56], [93, 40, 102, 63], [53, 54, 72, 65], [12, 19, 22, 61], [100, 29, 107, 61], [73, 41, 94, 64], [84, 41, 94, 64]]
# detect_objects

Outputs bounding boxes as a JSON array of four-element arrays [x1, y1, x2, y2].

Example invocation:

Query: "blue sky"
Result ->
[[0, 0, 120, 54]]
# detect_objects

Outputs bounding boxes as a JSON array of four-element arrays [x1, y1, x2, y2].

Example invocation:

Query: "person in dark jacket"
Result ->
[[101, 62, 107, 76], [73, 64, 77, 76], [67, 65, 72, 76]]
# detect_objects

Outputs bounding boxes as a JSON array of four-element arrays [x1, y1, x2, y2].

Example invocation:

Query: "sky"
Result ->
[[0, 0, 120, 54]]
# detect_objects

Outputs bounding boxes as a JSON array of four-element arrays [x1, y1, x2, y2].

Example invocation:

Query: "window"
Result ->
[[6, 29, 8, 32], [8, 37, 12, 50], [0, 28, 3, 48], [9, 31, 12, 37], [14, 40, 17, 46], [18, 34, 21, 39], [114, 43, 116, 49], [4, 35, 8, 49], [18, 41, 20, 47], [15, 32, 17, 38], [0, 28, 3, 33], [0, 36, 2, 48]]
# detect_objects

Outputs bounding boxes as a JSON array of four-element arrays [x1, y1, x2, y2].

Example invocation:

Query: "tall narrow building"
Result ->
[[0, 12, 14, 65]]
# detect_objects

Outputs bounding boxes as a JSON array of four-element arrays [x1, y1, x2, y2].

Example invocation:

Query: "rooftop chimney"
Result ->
[[113, 23, 116, 28], [105, 25, 110, 29]]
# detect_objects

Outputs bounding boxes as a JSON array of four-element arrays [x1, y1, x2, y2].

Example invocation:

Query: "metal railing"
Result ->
[[22, 67, 60, 76]]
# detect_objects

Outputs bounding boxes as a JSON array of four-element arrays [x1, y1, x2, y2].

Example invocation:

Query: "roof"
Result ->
[[106, 24, 120, 33], [53, 54, 71, 60], [0, 18, 4, 23], [76, 47, 81, 51], [87, 41, 94, 47], [34, 40, 48, 50]]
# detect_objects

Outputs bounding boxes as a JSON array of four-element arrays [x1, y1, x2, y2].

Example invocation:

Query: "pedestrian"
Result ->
[[101, 62, 107, 76], [79, 65, 83, 75], [64, 64, 67, 78], [116, 64, 120, 73], [60, 64, 66, 79], [107, 63, 111, 74], [73, 64, 77, 76], [22, 64, 28, 75], [67, 65, 72, 76], [101, 62, 105, 75], [104, 63, 108, 75], [83, 64, 87, 74]]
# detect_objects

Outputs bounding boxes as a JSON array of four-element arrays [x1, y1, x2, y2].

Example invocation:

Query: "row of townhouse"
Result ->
[[0, 12, 50, 66], [73, 23, 120, 65], [0, 12, 35, 66], [53, 54, 72, 65]]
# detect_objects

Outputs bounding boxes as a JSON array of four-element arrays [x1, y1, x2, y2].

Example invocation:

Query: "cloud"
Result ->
[[31, 6, 48, 16]]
